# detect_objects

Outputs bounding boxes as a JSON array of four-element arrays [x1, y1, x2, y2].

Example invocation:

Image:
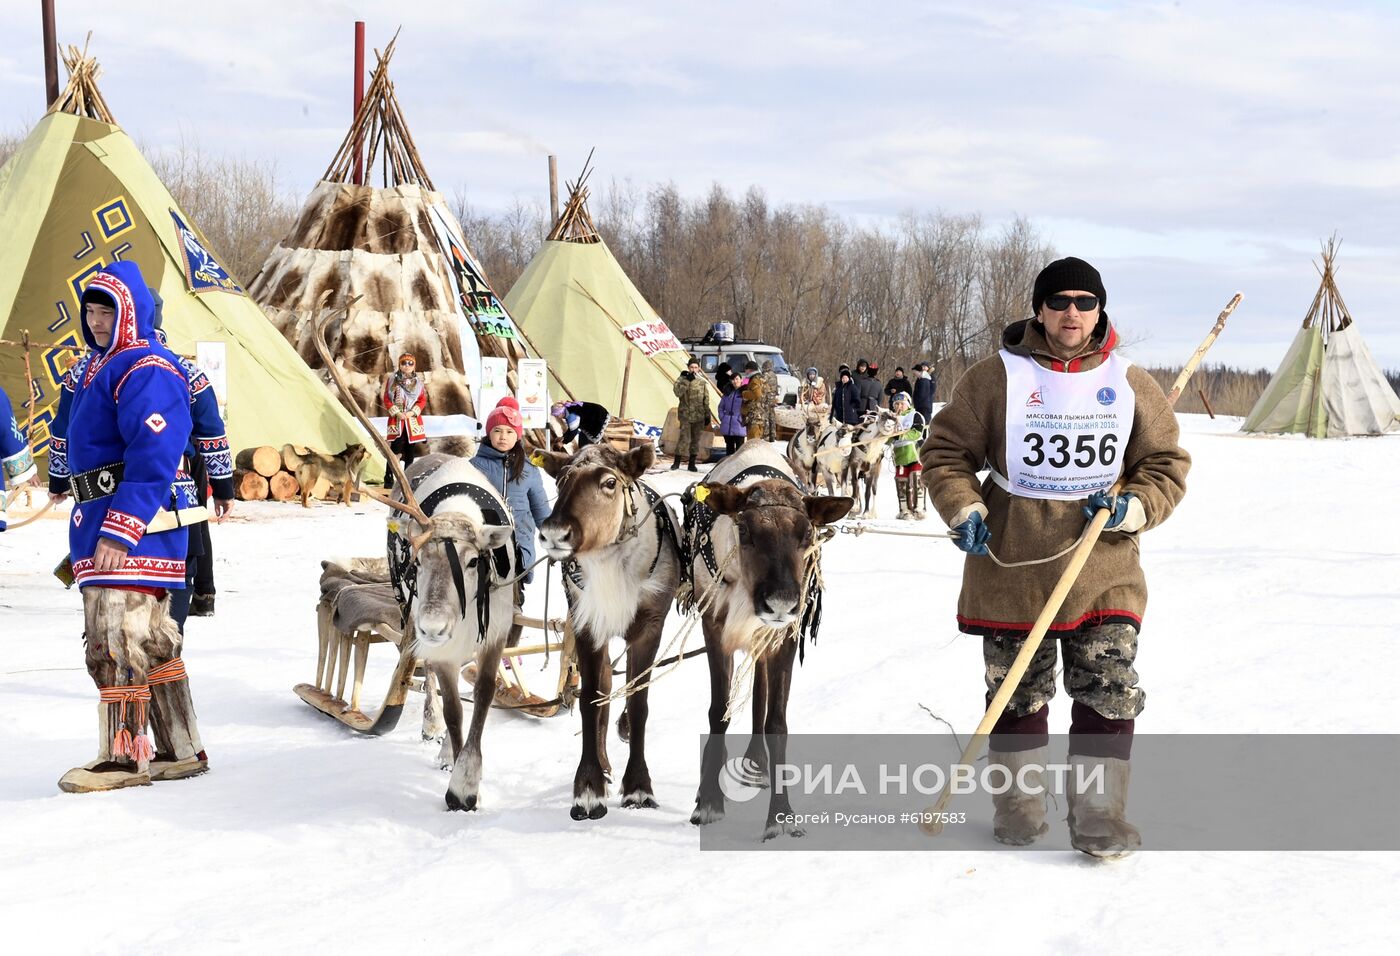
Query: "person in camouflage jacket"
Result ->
[[672, 357, 713, 471], [738, 361, 766, 440], [759, 360, 780, 441]]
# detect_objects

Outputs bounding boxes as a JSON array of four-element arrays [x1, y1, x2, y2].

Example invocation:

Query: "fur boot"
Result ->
[[895, 477, 913, 519], [1067, 754, 1141, 859], [148, 665, 209, 781], [58, 704, 151, 793], [990, 746, 1050, 845], [907, 476, 926, 519]]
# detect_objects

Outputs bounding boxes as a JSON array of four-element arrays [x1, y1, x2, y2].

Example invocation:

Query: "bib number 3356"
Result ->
[[1022, 432, 1119, 469]]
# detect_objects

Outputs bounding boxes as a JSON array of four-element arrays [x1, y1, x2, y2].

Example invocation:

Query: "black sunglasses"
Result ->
[[1044, 294, 1100, 312]]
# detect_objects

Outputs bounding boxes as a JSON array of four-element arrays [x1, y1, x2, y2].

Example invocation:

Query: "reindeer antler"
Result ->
[[310, 291, 433, 530]]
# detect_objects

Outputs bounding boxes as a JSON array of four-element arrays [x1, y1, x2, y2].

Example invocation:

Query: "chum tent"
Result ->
[[0, 45, 376, 473], [250, 35, 542, 443], [504, 166, 717, 429], [1242, 237, 1400, 438]]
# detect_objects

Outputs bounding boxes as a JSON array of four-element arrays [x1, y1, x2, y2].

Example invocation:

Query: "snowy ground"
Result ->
[[2, 413, 1398, 953]]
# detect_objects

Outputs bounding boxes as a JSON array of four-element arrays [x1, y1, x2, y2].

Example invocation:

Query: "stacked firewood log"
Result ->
[[232, 445, 356, 503]]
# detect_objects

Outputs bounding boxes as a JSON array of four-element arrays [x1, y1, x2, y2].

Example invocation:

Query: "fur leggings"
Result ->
[[82, 588, 203, 765]]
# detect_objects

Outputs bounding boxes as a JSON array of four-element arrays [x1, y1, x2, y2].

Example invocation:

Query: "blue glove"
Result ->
[[951, 509, 991, 556], [1084, 490, 1137, 530]]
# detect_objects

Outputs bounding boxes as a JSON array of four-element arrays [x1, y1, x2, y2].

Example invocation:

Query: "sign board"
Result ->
[[478, 356, 510, 419], [516, 359, 549, 430], [621, 319, 684, 356], [195, 341, 229, 419]]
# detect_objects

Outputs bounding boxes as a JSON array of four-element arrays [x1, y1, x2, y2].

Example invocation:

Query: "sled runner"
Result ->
[[294, 557, 578, 733]]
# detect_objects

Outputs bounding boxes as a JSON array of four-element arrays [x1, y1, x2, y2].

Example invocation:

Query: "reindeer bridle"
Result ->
[[307, 298, 515, 639], [553, 462, 680, 593], [388, 483, 515, 637]]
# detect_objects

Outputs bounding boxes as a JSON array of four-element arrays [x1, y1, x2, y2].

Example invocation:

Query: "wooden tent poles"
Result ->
[[322, 31, 435, 190], [49, 36, 115, 123], [1301, 235, 1354, 335], [547, 150, 602, 243]]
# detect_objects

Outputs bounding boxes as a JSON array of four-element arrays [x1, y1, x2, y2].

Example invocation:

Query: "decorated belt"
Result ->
[[70, 463, 124, 504]]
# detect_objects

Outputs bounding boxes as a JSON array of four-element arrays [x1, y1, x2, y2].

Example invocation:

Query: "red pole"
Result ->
[[41, 0, 60, 107], [353, 20, 366, 185]]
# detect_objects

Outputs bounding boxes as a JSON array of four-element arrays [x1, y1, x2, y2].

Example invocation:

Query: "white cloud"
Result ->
[[3, 0, 1399, 366]]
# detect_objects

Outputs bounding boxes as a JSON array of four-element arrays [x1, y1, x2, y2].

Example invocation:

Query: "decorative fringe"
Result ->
[[98, 683, 153, 764]]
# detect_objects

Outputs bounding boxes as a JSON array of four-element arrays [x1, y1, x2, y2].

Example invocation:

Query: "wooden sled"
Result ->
[[462, 616, 579, 718], [294, 559, 579, 734], [293, 598, 416, 735]]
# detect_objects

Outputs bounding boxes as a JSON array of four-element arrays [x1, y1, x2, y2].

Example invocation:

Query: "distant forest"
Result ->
[[4, 135, 1396, 417]]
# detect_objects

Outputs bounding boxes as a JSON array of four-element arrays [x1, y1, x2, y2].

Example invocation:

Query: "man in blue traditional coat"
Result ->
[[47, 261, 210, 792]]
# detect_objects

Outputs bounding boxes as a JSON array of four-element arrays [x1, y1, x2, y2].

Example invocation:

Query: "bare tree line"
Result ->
[[456, 180, 1056, 379], [3, 132, 1398, 414]]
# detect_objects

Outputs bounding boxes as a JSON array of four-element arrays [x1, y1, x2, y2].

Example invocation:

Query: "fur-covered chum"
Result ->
[[251, 181, 483, 420]]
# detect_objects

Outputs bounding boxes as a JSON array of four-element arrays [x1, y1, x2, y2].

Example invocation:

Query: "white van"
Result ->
[[681, 334, 800, 405]]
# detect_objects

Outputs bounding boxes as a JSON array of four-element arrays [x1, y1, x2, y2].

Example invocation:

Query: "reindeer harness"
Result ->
[[679, 464, 828, 660], [388, 480, 515, 638], [560, 478, 679, 600]]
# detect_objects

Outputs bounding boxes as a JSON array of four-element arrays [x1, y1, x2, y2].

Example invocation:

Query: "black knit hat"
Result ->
[[81, 287, 116, 309], [1032, 257, 1106, 314]]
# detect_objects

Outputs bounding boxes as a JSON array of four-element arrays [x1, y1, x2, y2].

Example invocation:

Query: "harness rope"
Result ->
[[833, 518, 1093, 568], [722, 527, 832, 722], [589, 542, 741, 707], [594, 465, 834, 709], [0, 492, 52, 531]]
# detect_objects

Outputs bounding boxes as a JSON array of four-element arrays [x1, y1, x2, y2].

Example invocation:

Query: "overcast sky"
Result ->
[[4, 0, 1399, 368]]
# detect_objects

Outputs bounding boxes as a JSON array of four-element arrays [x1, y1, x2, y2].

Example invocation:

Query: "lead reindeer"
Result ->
[[844, 409, 901, 517], [308, 301, 518, 813], [388, 454, 520, 811], [683, 442, 853, 839], [536, 443, 681, 820]]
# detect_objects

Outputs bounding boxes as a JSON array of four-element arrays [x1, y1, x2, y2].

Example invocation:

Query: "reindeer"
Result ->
[[308, 298, 518, 813], [536, 443, 680, 820], [786, 419, 821, 489], [387, 454, 520, 811], [844, 409, 901, 518], [684, 442, 853, 839], [813, 422, 855, 496]]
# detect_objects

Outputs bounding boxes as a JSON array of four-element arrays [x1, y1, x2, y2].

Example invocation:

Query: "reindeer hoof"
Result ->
[[571, 789, 608, 820], [621, 791, 659, 809], [690, 803, 725, 826], [763, 819, 805, 841], [445, 790, 478, 812]]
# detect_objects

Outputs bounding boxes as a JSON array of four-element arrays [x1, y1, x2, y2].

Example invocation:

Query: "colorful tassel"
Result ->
[[98, 683, 153, 764], [112, 726, 134, 758]]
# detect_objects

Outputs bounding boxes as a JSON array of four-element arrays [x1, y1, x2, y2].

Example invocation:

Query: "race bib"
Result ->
[[1000, 350, 1134, 499]]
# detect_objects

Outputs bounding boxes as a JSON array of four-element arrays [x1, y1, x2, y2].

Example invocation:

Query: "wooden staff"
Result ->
[[0, 337, 82, 352], [1166, 293, 1240, 405], [920, 293, 1240, 837], [21, 331, 38, 447], [619, 349, 634, 418]]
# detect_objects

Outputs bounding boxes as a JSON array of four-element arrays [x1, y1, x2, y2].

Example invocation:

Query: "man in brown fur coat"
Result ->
[[921, 257, 1189, 858]]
